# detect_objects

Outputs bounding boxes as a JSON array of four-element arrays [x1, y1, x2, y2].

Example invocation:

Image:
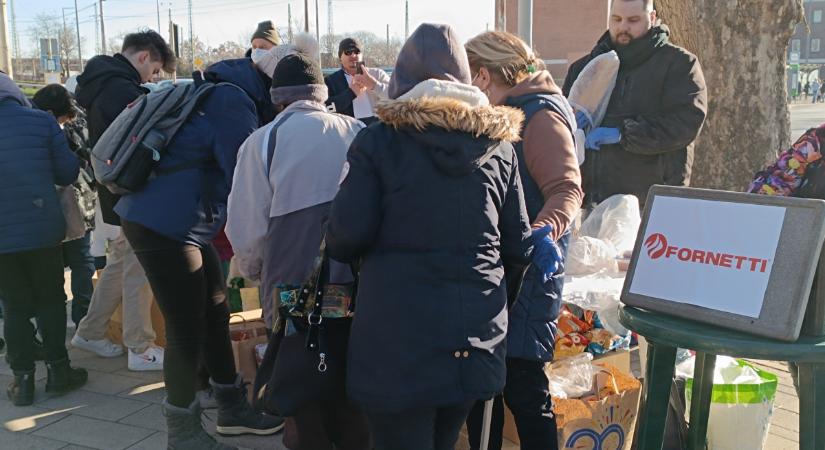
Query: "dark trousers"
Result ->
[[0, 246, 69, 372], [366, 402, 474, 450], [466, 358, 558, 450], [283, 399, 372, 450], [62, 231, 95, 327], [122, 221, 236, 407]]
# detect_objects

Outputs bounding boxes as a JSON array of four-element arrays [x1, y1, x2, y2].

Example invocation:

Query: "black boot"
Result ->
[[7, 370, 35, 406], [211, 375, 284, 436], [163, 399, 236, 450], [45, 359, 88, 394]]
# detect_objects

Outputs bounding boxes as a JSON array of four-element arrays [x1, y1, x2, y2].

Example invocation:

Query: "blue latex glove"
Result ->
[[575, 110, 591, 130], [531, 225, 564, 283], [585, 127, 622, 151]]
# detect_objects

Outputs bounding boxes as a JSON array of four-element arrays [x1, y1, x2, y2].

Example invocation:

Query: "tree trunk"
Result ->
[[656, 0, 804, 191]]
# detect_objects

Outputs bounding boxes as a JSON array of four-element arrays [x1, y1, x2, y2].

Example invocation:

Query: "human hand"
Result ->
[[350, 80, 367, 96], [584, 127, 621, 151], [353, 70, 377, 90], [531, 225, 563, 283]]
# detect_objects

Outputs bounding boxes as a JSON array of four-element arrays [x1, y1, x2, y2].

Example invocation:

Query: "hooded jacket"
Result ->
[[226, 98, 364, 326], [115, 59, 267, 247], [326, 23, 533, 413], [562, 25, 707, 206], [75, 54, 147, 225], [0, 74, 79, 253]]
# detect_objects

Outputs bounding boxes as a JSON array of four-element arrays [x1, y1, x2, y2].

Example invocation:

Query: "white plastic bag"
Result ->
[[567, 195, 641, 276], [547, 353, 595, 399], [680, 356, 778, 450], [567, 51, 620, 130]]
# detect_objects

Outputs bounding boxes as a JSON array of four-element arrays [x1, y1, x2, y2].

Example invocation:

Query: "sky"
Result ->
[[16, 0, 495, 58]]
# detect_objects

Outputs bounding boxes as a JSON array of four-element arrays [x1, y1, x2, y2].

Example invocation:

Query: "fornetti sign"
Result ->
[[622, 186, 825, 341]]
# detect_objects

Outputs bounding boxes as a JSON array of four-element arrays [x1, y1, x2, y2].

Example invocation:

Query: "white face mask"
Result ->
[[253, 48, 281, 79], [250, 48, 269, 64]]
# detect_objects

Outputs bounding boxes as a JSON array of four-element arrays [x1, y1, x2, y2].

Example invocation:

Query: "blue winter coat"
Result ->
[[505, 91, 577, 362], [115, 59, 270, 247], [326, 89, 533, 413], [0, 85, 80, 254]]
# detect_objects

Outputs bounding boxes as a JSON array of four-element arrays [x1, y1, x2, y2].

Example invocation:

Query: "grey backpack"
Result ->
[[90, 80, 238, 194]]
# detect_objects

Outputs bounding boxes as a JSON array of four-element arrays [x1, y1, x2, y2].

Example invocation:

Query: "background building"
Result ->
[[497, 0, 610, 81]]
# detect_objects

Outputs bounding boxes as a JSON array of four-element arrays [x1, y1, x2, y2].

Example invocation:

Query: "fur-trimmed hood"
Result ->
[[374, 79, 525, 177], [375, 79, 524, 142]]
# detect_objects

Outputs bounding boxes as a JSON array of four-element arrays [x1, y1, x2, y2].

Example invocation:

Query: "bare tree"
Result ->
[[656, 0, 805, 191], [26, 13, 82, 78]]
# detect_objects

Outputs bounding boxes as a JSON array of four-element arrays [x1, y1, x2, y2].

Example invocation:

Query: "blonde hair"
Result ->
[[465, 31, 544, 87]]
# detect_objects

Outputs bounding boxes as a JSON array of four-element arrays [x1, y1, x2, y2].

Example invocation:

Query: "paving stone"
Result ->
[[59, 445, 99, 450], [0, 427, 66, 449], [36, 389, 148, 421], [119, 404, 165, 432], [124, 431, 167, 450], [117, 380, 166, 404], [68, 354, 128, 373], [80, 369, 147, 396], [34, 415, 153, 450], [112, 368, 164, 383], [0, 396, 72, 433]]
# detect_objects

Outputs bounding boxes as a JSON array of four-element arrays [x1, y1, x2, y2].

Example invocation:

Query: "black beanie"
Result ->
[[271, 54, 324, 89]]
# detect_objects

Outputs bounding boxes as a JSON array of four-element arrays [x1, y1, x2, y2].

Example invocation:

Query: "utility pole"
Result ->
[[188, 0, 193, 70], [314, 0, 320, 65], [9, 0, 17, 75], [327, 0, 333, 41], [495, 0, 506, 32], [304, 0, 309, 33], [287, 3, 293, 42], [94, 2, 99, 54], [517, 0, 532, 47], [99, 0, 106, 55], [0, 0, 12, 76], [405, 0, 409, 40], [156, 0, 161, 33], [386, 23, 389, 56], [74, 0, 83, 71], [62, 7, 69, 76]]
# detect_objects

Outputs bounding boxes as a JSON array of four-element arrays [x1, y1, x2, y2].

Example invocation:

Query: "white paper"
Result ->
[[345, 73, 374, 119], [629, 196, 786, 318]]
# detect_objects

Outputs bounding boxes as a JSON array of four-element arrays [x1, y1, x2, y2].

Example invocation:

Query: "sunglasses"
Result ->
[[344, 49, 361, 56]]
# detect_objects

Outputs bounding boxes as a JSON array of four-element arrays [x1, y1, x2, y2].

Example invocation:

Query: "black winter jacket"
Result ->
[[75, 54, 148, 225], [563, 26, 707, 206], [327, 91, 533, 413]]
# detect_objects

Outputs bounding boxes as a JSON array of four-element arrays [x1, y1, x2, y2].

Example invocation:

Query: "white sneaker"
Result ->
[[128, 346, 164, 371], [71, 334, 124, 358]]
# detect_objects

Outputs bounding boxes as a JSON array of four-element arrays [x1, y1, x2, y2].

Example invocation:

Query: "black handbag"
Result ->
[[254, 242, 355, 416]]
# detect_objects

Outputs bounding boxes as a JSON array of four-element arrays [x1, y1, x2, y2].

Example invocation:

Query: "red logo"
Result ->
[[643, 233, 769, 273], [644, 233, 668, 260]]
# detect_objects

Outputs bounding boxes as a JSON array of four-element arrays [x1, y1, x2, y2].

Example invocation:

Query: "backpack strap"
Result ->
[[266, 112, 298, 173]]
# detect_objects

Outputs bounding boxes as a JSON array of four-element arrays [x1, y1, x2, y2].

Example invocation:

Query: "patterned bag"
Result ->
[[748, 124, 825, 197]]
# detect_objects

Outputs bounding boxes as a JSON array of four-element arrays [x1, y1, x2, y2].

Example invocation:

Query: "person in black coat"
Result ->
[[324, 37, 390, 123], [326, 23, 537, 450]]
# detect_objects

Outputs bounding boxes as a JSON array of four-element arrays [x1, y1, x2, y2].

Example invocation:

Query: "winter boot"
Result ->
[[211, 375, 284, 436], [45, 359, 88, 394], [7, 370, 35, 406], [163, 399, 236, 450]]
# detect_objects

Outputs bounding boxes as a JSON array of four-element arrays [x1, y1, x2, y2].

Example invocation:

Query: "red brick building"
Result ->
[[498, 0, 610, 81]]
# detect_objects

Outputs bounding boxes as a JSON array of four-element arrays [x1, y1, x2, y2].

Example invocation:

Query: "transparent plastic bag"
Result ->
[[547, 352, 595, 399]]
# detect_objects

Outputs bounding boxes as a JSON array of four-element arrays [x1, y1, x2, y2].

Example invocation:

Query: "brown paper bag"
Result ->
[[554, 363, 641, 450], [104, 298, 166, 347], [230, 313, 268, 401]]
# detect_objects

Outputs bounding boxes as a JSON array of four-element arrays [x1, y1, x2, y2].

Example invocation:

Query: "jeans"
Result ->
[[122, 220, 236, 408], [466, 358, 558, 450], [62, 231, 96, 327], [0, 247, 70, 372], [366, 402, 474, 450]]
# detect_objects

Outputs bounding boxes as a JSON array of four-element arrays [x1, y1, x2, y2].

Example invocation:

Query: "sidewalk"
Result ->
[[0, 302, 286, 450]]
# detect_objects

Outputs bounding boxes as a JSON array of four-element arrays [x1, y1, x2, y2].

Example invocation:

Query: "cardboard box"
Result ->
[[502, 349, 633, 445]]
